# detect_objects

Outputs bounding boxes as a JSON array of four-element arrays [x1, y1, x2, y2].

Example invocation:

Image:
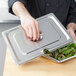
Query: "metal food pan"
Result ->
[[43, 41, 76, 63], [2, 13, 74, 65]]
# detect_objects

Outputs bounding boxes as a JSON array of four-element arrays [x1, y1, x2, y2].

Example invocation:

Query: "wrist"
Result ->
[[20, 12, 31, 19]]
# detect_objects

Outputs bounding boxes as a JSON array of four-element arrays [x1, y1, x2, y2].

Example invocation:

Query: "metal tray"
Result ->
[[2, 13, 73, 65], [43, 41, 76, 63]]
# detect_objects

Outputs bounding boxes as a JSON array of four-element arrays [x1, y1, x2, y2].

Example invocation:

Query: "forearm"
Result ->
[[12, 1, 40, 41], [12, 1, 31, 19]]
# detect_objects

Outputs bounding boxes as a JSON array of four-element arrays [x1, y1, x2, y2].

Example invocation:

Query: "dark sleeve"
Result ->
[[67, 0, 76, 25], [8, 0, 28, 14]]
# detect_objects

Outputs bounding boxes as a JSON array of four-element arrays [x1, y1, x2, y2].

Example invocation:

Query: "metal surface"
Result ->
[[2, 13, 73, 65], [0, 20, 20, 24]]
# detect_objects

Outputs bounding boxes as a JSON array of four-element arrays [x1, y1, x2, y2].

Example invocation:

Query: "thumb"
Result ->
[[67, 27, 76, 40]]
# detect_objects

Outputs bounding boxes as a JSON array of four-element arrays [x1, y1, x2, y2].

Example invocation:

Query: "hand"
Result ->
[[12, 1, 40, 41], [20, 15, 40, 41], [67, 23, 76, 40]]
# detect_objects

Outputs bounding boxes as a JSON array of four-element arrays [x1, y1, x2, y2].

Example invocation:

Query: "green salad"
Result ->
[[44, 43, 76, 61]]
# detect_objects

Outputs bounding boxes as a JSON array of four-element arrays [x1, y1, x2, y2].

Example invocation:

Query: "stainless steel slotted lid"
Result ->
[[2, 13, 73, 65]]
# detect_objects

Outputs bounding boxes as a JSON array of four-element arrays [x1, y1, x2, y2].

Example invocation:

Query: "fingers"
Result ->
[[67, 27, 76, 40], [28, 25, 33, 39], [21, 15, 40, 41], [35, 21, 40, 40], [28, 20, 40, 41], [21, 20, 39, 41], [31, 21, 37, 41]]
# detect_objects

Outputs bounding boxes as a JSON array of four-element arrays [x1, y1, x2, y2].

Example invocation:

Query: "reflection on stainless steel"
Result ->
[[0, 20, 20, 37], [0, 20, 20, 24]]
